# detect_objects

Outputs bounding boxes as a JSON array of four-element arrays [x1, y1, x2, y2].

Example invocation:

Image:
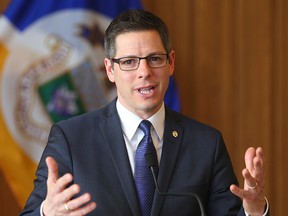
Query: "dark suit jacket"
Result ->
[[20, 99, 247, 216]]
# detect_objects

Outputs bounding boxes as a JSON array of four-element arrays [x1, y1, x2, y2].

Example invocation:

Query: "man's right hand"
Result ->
[[43, 156, 97, 215]]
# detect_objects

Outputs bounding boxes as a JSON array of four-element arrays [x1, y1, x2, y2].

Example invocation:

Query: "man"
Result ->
[[20, 9, 269, 216]]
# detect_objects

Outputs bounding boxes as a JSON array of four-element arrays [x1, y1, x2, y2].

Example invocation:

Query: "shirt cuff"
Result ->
[[244, 197, 269, 216], [40, 200, 45, 216]]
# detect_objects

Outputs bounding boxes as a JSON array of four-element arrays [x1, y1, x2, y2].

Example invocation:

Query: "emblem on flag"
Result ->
[[1, 9, 116, 162]]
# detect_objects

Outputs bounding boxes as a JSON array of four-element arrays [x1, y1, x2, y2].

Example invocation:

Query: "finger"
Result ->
[[230, 184, 246, 199], [52, 173, 74, 195], [252, 156, 263, 181], [65, 192, 92, 211], [46, 156, 74, 194], [230, 184, 241, 197], [230, 183, 256, 200], [61, 184, 81, 203], [253, 148, 265, 185], [244, 147, 256, 172], [67, 202, 96, 216], [256, 147, 264, 159], [243, 168, 257, 188], [46, 156, 58, 184], [255, 147, 264, 170]]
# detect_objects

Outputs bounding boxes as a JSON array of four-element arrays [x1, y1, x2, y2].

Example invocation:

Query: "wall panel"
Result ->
[[0, 168, 21, 215], [143, 0, 287, 215]]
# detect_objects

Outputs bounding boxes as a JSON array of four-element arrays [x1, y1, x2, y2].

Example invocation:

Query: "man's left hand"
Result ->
[[230, 147, 267, 216]]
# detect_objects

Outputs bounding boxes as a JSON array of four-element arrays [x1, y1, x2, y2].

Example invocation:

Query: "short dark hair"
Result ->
[[104, 9, 171, 58]]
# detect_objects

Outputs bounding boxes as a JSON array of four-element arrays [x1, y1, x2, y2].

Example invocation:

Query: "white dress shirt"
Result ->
[[116, 100, 165, 174]]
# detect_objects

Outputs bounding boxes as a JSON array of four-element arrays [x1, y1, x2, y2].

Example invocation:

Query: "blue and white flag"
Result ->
[[0, 0, 142, 207], [0, 0, 180, 207]]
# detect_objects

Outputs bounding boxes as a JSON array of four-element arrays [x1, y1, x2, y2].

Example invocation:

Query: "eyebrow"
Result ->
[[114, 52, 167, 59]]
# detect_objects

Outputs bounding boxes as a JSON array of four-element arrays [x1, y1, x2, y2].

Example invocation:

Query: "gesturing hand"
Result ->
[[230, 147, 267, 216], [43, 157, 97, 215]]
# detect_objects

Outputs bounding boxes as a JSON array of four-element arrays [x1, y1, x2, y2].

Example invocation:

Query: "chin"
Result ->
[[139, 101, 160, 113]]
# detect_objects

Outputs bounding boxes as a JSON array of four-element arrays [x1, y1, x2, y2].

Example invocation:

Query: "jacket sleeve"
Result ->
[[19, 124, 73, 216], [206, 133, 243, 215]]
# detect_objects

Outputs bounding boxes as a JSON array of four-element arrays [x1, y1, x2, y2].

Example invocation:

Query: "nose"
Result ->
[[137, 58, 152, 78]]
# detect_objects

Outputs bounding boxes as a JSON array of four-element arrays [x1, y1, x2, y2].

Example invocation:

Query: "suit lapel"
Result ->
[[97, 101, 141, 216], [151, 108, 184, 216]]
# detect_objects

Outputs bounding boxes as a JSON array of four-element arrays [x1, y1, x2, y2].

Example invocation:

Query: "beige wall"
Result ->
[[1, 0, 287, 215]]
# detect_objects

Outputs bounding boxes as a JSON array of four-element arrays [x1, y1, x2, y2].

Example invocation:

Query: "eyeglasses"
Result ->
[[111, 54, 169, 71]]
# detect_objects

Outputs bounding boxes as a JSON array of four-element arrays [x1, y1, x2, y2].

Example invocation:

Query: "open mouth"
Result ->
[[138, 86, 155, 95]]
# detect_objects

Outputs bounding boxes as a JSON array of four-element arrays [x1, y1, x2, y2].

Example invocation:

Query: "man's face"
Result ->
[[104, 30, 175, 119]]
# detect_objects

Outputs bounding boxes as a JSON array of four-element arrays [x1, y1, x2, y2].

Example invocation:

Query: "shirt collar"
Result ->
[[116, 100, 165, 141]]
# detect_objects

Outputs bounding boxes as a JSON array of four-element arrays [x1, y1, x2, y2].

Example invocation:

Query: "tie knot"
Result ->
[[139, 120, 152, 136]]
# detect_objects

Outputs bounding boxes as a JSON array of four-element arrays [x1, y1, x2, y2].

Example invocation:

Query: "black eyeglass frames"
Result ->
[[111, 53, 169, 71]]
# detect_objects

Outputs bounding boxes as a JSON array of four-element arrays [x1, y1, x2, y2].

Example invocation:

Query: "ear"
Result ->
[[168, 50, 175, 76], [104, 58, 115, 82]]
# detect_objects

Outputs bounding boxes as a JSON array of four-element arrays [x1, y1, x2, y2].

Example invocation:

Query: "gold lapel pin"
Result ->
[[172, 130, 178, 138]]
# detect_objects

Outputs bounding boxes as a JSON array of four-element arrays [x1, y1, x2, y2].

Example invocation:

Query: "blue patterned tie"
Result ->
[[134, 120, 158, 216]]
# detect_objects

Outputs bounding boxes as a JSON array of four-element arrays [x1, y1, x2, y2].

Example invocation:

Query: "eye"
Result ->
[[120, 58, 138, 66], [149, 55, 163, 63], [148, 55, 165, 65]]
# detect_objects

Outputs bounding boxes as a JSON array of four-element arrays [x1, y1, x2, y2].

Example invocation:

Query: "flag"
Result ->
[[0, 0, 180, 208], [165, 76, 180, 112]]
